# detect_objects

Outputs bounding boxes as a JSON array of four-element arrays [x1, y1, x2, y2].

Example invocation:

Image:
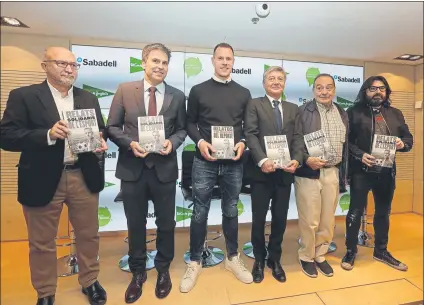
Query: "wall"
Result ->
[[414, 64, 423, 215], [1, 32, 422, 241]]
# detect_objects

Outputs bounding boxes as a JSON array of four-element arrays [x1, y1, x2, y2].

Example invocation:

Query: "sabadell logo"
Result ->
[[333, 74, 361, 83], [77, 57, 117, 67]]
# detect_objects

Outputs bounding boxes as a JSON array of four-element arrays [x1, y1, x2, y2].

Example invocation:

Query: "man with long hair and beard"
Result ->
[[341, 75, 413, 271]]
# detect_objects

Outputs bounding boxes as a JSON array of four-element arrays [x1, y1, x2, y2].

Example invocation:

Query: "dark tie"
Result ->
[[148, 87, 157, 116], [273, 100, 283, 133]]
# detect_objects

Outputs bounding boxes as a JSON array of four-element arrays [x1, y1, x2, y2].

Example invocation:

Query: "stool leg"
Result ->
[[358, 207, 374, 248], [57, 230, 79, 277]]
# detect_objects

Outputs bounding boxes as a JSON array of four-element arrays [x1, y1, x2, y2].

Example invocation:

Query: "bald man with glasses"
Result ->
[[0, 47, 108, 305]]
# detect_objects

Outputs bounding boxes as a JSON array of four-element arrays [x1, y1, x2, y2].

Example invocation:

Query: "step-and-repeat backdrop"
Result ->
[[71, 45, 362, 232]]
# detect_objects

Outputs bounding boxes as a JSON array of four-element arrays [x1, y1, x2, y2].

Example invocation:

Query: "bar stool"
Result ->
[[243, 223, 270, 259], [56, 229, 78, 277], [357, 205, 374, 248], [118, 233, 158, 272]]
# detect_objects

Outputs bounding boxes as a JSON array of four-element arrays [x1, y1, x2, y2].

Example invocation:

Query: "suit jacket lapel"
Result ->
[[159, 84, 173, 115], [134, 81, 146, 116], [261, 96, 278, 132], [37, 81, 61, 123]]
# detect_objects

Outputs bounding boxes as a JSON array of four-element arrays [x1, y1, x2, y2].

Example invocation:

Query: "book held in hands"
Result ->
[[138, 115, 165, 153], [211, 126, 235, 159], [264, 135, 291, 168], [63, 108, 102, 154], [304, 129, 333, 161], [371, 134, 396, 168]]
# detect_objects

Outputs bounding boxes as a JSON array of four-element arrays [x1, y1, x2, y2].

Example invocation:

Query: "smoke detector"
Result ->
[[251, 17, 259, 24]]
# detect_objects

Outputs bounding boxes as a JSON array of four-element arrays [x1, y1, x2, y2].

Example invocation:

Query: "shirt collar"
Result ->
[[266, 94, 282, 105], [144, 79, 165, 94], [316, 99, 334, 111], [47, 80, 73, 97], [212, 75, 232, 84]]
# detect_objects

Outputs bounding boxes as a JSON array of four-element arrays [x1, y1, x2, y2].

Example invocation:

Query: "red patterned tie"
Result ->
[[148, 87, 157, 116]]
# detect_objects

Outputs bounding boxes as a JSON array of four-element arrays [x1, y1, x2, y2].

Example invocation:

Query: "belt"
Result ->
[[63, 163, 80, 170]]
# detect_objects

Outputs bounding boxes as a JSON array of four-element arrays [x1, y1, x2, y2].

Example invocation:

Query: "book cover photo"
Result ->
[[211, 126, 235, 159], [138, 115, 166, 153], [63, 108, 102, 154]]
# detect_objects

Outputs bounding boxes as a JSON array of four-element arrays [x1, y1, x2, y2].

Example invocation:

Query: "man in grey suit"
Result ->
[[107, 43, 187, 303], [244, 66, 304, 283]]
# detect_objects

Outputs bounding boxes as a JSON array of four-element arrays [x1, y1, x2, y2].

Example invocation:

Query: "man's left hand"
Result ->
[[395, 138, 404, 150], [94, 132, 108, 153], [282, 160, 299, 173], [232, 141, 245, 161], [160, 139, 173, 155]]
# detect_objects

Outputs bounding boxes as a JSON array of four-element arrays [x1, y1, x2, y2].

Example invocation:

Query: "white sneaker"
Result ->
[[224, 253, 253, 284], [180, 260, 202, 293]]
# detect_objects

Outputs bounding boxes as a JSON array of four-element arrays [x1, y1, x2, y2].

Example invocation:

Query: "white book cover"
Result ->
[[63, 108, 102, 154], [138, 115, 165, 153], [211, 126, 235, 159], [371, 134, 396, 168], [264, 135, 291, 168], [304, 129, 333, 161]]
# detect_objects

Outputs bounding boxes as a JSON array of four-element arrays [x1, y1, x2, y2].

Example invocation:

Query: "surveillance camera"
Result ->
[[255, 3, 270, 18]]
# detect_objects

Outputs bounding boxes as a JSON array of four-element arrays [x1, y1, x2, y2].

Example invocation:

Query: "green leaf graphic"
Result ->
[[184, 57, 202, 78], [83, 84, 114, 98], [306, 67, 320, 87], [339, 194, 350, 212], [130, 57, 144, 73], [98, 207, 111, 227], [176, 206, 193, 222], [237, 200, 244, 216], [336, 96, 354, 110], [104, 181, 115, 187], [183, 144, 196, 151]]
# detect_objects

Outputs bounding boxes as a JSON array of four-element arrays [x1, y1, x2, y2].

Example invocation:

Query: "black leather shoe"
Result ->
[[155, 271, 172, 299], [267, 259, 286, 282], [125, 272, 147, 303], [36, 295, 55, 305], [252, 260, 265, 283], [81, 281, 107, 305]]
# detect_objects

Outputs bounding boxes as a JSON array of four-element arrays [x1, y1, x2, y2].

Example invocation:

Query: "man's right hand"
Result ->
[[130, 141, 149, 158], [199, 141, 217, 161], [261, 159, 275, 173], [306, 157, 327, 170], [49, 120, 69, 140], [361, 153, 376, 167]]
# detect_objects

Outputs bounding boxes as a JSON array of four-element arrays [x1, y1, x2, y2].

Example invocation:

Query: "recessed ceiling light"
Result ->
[[1, 16, 29, 28], [394, 54, 423, 61]]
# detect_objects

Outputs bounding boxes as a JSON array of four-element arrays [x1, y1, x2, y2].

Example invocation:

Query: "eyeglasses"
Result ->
[[368, 86, 386, 92], [43, 60, 81, 70], [267, 76, 285, 83]]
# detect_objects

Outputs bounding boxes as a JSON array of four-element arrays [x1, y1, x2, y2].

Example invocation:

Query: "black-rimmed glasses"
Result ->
[[43, 60, 81, 70]]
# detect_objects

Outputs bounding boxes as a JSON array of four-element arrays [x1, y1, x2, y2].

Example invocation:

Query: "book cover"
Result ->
[[264, 135, 291, 168], [138, 115, 165, 153], [371, 134, 396, 168], [304, 129, 333, 161], [63, 108, 102, 154], [211, 126, 235, 159]]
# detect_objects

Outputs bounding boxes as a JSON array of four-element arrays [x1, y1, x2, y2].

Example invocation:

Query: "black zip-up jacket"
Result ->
[[294, 100, 349, 187], [347, 100, 413, 176]]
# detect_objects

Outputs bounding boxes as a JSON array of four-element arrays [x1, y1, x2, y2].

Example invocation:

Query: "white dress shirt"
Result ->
[[46, 81, 77, 164], [258, 94, 284, 167], [144, 79, 165, 115]]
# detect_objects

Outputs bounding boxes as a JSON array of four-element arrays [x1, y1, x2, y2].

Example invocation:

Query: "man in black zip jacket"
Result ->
[[341, 75, 413, 271]]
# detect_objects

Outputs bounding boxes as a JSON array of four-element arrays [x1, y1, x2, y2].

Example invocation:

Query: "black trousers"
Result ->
[[122, 167, 176, 274], [345, 171, 395, 252], [251, 177, 291, 262]]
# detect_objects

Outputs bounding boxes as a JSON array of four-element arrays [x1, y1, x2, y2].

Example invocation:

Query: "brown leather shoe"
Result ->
[[155, 271, 172, 299], [125, 272, 147, 303]]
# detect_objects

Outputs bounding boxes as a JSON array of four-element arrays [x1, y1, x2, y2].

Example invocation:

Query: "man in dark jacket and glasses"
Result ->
[[341, 75, 413, 272]]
